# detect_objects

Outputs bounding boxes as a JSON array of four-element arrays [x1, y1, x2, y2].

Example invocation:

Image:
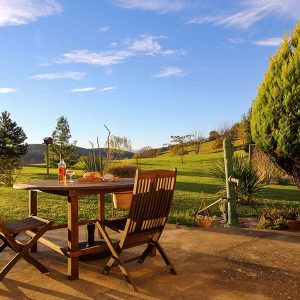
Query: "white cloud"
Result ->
[[127, 35, 175, 55], [128, 35, 162, 53], [0, 0, 62, 27], [0, 87, 17, 94], [60, 50, 132, 66], [99, 86, 116, 92], [31, 71, 86, 80], [70, 87, 96, 92], [60, 35, 178, 66], [99, 26, 110, 33], [253, 37, 283, 46], [112, 0, 188, 13], [154, 66, 185, 78], [188, 0, 300, 29], [188, 16, 224, 26]]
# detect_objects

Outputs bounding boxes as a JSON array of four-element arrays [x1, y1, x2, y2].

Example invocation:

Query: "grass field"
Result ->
[[0, 145, 299, 226]]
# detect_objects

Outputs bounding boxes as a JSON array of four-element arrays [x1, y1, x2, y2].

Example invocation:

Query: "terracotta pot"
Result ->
[[195, 218, 214, 227], [112, 192, 133, 209], [287, 220, 300, 231]]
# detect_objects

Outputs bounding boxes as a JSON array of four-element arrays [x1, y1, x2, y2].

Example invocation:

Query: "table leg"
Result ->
[[67, 195, 79, 280], [29, 190, 37, 253], [97, 193, 105, 238]]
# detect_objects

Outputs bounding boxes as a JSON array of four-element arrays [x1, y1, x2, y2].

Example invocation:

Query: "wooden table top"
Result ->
[[13, 178, 134, 192]]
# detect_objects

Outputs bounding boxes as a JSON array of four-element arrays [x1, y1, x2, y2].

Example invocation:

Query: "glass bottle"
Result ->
[[58, 154, 66, 183]]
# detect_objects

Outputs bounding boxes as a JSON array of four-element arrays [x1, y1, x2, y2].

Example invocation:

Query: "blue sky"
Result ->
[[0, 0, 299, 149]]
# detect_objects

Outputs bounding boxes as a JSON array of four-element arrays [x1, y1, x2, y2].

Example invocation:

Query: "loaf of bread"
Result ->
[[83, 171, 100, 178], [78, 176, 103, 183]]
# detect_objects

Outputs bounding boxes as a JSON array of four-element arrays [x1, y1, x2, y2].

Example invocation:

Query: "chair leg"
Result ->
[[138, 242, 155, 264], [117, 258, 137, 292], [0, 251, 24, 281], [155, 242, 177, 275], [103, 257, 116, 275], [96, 221, 137, 291]]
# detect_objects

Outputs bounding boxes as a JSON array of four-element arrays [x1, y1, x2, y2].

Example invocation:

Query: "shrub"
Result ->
[[168, 208, 196, 226], [105, 163, 137, 178], [0, 158, 21, 186], [258, 207, 300, 230]]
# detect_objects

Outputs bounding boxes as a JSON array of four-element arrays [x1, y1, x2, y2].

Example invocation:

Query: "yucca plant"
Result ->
[[211, 156, 265, 211]]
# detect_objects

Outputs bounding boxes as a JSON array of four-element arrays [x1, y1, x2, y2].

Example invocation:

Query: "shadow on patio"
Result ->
[[1, 224, 300, 299]]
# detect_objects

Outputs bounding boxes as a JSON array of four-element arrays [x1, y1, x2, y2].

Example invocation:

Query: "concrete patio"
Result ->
[[1, 222, 300, 300]]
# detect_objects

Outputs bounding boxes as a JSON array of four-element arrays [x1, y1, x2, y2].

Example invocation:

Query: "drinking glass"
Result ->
[[66, 170, 75, 183]]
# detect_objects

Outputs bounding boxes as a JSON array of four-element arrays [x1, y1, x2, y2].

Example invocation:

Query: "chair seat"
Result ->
[[5, 217, 47, 234], [104, 217, 127, 232]]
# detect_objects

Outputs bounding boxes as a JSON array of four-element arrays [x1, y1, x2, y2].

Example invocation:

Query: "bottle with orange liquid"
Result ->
[[58, 153, 66, 183]]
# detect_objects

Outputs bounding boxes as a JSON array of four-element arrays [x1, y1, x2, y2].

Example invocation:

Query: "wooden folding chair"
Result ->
[[96, 169, 177, 291], [0, 216, 53, 281]]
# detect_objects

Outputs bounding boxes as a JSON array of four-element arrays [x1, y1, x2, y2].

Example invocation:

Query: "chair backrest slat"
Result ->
[[124, 169, 177, 237]]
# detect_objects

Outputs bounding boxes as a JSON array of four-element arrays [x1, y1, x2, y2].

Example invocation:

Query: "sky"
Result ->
[[0, 0, 299, 149]]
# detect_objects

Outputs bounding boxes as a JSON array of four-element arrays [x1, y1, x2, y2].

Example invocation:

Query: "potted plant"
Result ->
[[195, 192, 216, 227], [286, 210, 300, 231], [195, 214, 216, 227], [106, 163, 137, 211], [112, 191, 133, 209]]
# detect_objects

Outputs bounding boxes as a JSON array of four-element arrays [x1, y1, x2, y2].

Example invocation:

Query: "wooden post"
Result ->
[[97, 193, 105, 239], [43, 137, 53, 176], [67, 194, 79, 280], [223, 139, 239, 226], [29, 190, 38, 252], [46, 144, 50, 176], [248, 143, 253, 165]]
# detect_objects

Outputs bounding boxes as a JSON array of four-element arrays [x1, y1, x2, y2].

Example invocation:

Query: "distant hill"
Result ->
[[22, 144, 134, 164]]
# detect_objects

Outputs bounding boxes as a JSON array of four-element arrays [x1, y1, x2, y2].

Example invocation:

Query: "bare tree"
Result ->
[[217, 122, 236, 139], [110, 136, 132, 160], [191, 130, 205, 155]]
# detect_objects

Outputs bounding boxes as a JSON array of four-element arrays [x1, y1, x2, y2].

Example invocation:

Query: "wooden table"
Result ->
[[13, 179, 134, 280]]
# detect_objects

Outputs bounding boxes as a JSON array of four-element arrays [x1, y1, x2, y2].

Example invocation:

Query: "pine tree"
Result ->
[[251, 23, 300, 188], [0, 111, 28, 186], [49, 116, 78, 166]]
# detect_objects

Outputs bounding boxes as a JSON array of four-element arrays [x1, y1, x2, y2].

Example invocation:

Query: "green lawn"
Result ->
[[0, 148, 299, 226]]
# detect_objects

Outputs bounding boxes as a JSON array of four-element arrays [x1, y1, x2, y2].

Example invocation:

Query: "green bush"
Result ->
[[258, 207, 300, 230], [168, 208, 196, 226], [105, 163, 137, 178]]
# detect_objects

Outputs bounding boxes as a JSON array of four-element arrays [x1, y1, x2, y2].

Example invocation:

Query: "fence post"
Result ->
[[223, 138, 239, 226]]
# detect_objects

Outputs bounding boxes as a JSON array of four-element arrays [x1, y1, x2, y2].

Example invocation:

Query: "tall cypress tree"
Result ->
[[251, 24, 300, 188]]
